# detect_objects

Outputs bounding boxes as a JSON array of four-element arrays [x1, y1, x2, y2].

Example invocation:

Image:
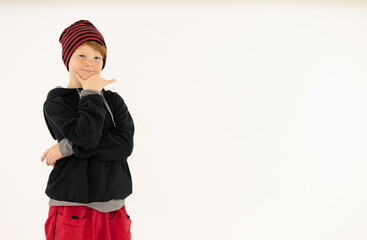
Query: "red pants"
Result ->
[[44, 205, 131, 240]]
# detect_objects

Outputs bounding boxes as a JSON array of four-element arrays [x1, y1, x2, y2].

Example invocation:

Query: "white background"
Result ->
[[1, 1, 367, 239]]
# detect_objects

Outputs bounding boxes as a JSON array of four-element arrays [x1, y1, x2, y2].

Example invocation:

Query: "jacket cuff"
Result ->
[[79, 89, 101, 99], [59, 138, 74, 157]]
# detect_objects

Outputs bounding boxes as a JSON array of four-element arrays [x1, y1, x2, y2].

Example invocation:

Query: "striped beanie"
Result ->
[[59, 20, 107, 71]]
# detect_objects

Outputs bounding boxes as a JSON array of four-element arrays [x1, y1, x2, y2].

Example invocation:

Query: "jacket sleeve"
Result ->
[[59, 138, 73, 157], [70, 92, 134, 162], [44, 94, 107, 149]]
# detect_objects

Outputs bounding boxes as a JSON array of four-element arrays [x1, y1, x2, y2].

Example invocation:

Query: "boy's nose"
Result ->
[[85, 60, 93, 66]]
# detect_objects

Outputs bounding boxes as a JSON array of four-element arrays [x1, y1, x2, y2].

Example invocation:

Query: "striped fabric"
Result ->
[[59, 20, 107, 71]]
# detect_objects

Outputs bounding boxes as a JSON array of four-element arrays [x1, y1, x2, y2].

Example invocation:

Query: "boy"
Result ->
[[40, 20, 134, 240]]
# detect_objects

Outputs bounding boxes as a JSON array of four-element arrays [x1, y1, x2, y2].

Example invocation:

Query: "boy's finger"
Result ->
[[45, 153, 52, 165], [75, 72, 80, 81], [75, 72, 83, 82], [48, 155, 54, 164], [41, 149, 49, 162]]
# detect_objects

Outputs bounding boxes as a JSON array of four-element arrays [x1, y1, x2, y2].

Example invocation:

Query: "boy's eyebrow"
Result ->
[[76, 52, 102, 56]]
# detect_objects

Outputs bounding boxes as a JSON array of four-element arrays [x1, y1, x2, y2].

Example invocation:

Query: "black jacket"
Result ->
[[43, 87, 134, 203]]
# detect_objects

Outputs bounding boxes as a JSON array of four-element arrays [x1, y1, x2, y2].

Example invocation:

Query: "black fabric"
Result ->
[[43, 87, 134, 203]]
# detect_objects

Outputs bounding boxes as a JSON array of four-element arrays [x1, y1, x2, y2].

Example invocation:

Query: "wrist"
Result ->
[[79, 89, 102, 98]]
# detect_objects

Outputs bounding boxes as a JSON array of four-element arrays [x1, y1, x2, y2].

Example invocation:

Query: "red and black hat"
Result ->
[[59, 20, 107, 71]]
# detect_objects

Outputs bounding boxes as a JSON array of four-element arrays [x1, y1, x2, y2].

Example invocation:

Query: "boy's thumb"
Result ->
[[75, 72, 82, 81]]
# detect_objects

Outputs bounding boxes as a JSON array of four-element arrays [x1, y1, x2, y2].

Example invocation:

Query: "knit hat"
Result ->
[[59, 20, 107, 71]]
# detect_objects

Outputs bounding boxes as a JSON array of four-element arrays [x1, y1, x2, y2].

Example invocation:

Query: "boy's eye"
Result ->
[[79, 55, 85, 58], [95, 56, 102, 60]]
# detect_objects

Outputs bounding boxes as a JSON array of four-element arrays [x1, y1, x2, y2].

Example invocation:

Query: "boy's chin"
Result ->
[[77, 72, 92, 80]]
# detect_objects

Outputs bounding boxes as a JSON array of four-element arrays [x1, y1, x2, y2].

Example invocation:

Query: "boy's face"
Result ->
[[68, 44, 104, 80]]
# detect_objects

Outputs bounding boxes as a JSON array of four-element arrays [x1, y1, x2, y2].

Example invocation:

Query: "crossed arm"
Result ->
[[40, 90, 134, 166]]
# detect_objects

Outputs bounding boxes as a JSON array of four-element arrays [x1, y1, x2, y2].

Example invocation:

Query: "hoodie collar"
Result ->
[[46, 86, 105, 101]]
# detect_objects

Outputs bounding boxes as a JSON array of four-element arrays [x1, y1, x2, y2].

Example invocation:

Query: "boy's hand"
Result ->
[[75, 72, 116, 92], [40, 143, 64, 166]]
